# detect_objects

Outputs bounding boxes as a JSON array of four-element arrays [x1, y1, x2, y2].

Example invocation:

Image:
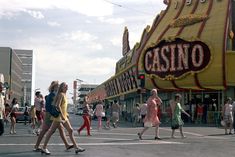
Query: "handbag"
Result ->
[[6, 113, 11, 122], [171, 123, 179, 129], [48, 105, 61, 118], [220, 120, 226, 127], [101, 112, 105, 117]]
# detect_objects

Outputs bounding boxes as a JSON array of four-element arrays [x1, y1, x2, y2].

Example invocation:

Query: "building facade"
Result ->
[[88, 0, 235, 124], [0, 47, 33, 106], [14, 49, 33, 106], [0, 47, 23, 104], [78, 84, 98, 105]]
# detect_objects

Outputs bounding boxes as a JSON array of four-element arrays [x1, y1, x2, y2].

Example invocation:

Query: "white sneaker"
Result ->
[[41, 148, 51, 155], [32, 129, 36, 135]]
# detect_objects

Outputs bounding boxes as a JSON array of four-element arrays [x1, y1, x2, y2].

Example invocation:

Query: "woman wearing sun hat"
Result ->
[[137, 89, 162, 140]]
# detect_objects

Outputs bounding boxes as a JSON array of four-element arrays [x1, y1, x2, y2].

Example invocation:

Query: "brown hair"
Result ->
[[48, 81, 59, 92]]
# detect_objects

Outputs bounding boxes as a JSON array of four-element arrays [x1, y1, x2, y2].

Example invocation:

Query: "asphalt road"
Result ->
[[0, 114, 235, 157]]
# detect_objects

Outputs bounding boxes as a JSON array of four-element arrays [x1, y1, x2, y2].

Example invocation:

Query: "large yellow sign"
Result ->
[[137, 0, 230, 90]]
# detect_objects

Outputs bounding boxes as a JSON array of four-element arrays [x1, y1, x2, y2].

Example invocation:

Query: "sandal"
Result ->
[[154, 136, 162, 140], [137, 133, 142, 140], [33, 147, 42, 152], [66, 145, 74, 150]]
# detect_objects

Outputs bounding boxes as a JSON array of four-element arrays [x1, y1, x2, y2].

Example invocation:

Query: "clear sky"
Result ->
[[0, 0, 166, 102]]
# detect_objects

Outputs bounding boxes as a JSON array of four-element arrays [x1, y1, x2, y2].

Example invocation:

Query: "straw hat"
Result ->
[[151, 89, 158, 95]]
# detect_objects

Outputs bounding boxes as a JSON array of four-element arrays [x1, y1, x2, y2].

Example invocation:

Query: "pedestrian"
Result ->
[[33, 81, 74, 151], [29, 105, 37, 134], [34, 91, 44, 134], [196, 103, 204, 124], [132, 103, 140, 127], [89, 105, 94, 130], [232, 100, 235, 134], [111, 100, 120, 128], [222, 97, 233, 135], [140, 102, 147, 127], [41, 82, 85, 155], [0, 82, 6, 136], [94, 100, 104, 131], [170, 93, 190, 138], [4, 103, 10, 126], [105, 104, 111, 129], [137, 89, 162, 140], [9, 98, 19, 134], [203, 103, 208, 124], [78, 96, 91, 136], [23, 104, 30, 125]]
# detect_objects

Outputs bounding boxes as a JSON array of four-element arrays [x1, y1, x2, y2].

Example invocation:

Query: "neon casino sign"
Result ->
[[143, 38, 211, 80]]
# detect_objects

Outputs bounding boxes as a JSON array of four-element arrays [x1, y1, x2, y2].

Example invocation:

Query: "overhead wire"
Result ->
[[102, 0, 153, 15]]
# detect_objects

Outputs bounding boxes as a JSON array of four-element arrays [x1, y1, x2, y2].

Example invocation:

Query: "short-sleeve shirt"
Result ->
[[95, 104, 103, 117], [34, 97, 43, 111]]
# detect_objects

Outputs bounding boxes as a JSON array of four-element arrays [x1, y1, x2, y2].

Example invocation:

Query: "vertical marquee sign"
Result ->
[[143, 38, 211, 80]]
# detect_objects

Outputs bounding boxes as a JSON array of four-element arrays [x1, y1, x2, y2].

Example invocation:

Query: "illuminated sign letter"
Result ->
[[177, 44, 189, 70], [186, 0, 192, 5], [161, 45, 170, 72], [152, 48, 161, 72], [170, 44, 176, 72], [145, 51, 152, 71], [192, 45, 204, 67]]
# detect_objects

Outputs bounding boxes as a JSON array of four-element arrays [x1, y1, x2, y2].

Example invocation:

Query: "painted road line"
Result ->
[[0, 141, 185, 146], [160, 128, 204, 137], [3, 132, 228, 140], [92, 128, 229, 140]]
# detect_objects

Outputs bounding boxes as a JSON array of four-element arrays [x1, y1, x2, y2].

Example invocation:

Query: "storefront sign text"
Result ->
[[104, 68, 138, 97], [144, 38, 211, 80]]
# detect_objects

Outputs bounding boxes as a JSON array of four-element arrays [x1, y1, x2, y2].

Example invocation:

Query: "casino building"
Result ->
[[88, 0, 235, 124]]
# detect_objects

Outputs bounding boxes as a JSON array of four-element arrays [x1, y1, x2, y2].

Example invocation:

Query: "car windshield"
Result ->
[[18, 107, 24, 112]]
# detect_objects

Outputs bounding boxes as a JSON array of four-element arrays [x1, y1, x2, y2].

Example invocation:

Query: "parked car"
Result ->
[[75, 108, 83, 115], [15, 107, 31, 123]]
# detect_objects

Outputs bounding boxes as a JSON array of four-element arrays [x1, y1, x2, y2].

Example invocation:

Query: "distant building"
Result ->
[[0, 47, 23, 104], [14, 49, 33, 106], [0, 47, 34, 106], [77, 84, 98, 107]]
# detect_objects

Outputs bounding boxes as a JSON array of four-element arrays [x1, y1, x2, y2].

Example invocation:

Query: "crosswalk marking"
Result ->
[[0, 140, 185, 146]]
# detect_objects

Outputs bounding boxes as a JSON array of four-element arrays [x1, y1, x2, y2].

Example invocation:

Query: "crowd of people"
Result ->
[[1, 81, 235, 155], [0, 80, 122, 155]]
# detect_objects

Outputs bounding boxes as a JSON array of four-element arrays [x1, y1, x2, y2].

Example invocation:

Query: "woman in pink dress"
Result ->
[[137, 89, 162, 140], [95, 100, 104, 131]]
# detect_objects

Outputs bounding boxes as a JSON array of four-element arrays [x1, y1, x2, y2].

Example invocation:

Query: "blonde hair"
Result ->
[[53, 82, 67, 106], [48, 81, 59, 92]]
